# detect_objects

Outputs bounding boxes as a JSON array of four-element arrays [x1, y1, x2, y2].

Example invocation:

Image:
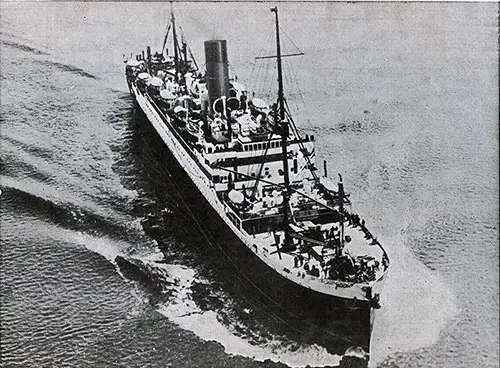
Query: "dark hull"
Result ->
[[130, 97, 372, 358]]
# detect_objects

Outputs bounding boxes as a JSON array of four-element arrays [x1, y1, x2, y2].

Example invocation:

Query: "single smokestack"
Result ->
[[204, 40, 230, 111]]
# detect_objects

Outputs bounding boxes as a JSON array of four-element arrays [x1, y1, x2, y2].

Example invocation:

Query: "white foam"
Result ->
[[80, 233, 126, 263], [140, 250, 166, 263], [144, 259, 341, 368], [128, 217, 148, 232], [370, 234, 459, 365], [51, 226, 126, 263]]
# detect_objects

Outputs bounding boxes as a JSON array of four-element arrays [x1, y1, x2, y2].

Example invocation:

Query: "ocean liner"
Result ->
[[124, 6, 389, 363]]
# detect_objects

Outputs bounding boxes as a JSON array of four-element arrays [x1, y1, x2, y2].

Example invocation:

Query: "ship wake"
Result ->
[[117, 252, 343, 368], [370, 233, 460, 365]]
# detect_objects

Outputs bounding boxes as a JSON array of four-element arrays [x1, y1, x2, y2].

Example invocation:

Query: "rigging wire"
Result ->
[[252, 22, 275, 99], [250, 22, 275, 89], [279, 24, 304, 56], [277, 22, 312, 131], [287, 54, 312, 129], [264, 63, 277, 103], [252, 35, 267, 93], [256, 23, 274, 66]]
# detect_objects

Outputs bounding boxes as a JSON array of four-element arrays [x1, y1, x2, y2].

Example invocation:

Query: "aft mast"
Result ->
[[271, 7, 291, 251]]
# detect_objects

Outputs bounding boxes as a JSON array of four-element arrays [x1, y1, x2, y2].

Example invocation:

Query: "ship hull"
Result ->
[[129, 87, 373, 356]]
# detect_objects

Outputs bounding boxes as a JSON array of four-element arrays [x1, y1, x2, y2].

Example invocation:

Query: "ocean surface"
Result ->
[[0, 2, 498, 367]]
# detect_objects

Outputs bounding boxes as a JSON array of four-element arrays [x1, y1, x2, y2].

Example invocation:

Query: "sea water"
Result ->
[[1, 2, 497, 367]]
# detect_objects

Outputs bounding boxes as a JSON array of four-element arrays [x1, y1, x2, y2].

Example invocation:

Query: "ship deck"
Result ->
[[248, 219, 386, 285]]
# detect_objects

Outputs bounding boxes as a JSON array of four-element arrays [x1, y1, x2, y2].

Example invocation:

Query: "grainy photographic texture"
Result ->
[[0, 2, 498, 368]]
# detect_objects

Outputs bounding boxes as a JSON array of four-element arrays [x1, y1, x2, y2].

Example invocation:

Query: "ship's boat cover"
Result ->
[[138, 72, 151, 81], [178, 95, 191, 103], [228, 190, 245, 204], [160, 90, 175, 100], [149, 77, 163, 87], [127, 59, 141, 67], [275, 195, 284, 205], [252, 98, 268, 110], [173, 106, 186, 114], [231, 81, 247, 93]]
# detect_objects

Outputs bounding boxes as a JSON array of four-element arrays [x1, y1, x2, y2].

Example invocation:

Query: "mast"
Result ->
[[271, 6, 291, 250], [171, 8, 180, 83], [272, 7, 285, 123], [182, 42, 188, 72], [338, 174, 345, 250]]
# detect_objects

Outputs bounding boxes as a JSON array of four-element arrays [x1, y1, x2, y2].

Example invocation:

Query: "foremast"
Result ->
[[162, 4, 197, 84], [171, 8, 180, 83], [271, 7, 292, 251]]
